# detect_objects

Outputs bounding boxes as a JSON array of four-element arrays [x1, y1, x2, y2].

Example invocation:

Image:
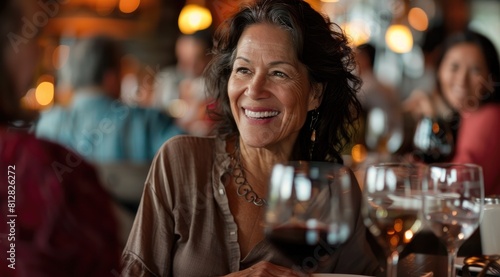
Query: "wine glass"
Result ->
[[264, 161, 354, 272], [421, 163, 484, 277], [362, 163, 424, 277], [413, 117, 454, 163], [364, 107, 404, 160]]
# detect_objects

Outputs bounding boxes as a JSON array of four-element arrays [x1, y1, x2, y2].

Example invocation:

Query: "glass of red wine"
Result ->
[[264, 161, 354, 272]]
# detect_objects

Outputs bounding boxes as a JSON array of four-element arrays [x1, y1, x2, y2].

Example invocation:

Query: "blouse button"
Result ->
[[219, 188, 225, 195]]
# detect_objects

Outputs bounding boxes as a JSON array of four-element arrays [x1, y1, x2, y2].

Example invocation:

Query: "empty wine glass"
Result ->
[[364, 107, 404, 161], [413, 117, 454, 163], [264, 161, 354, 272], [422, 163, 484, 277], [362, 163, 424, 277]]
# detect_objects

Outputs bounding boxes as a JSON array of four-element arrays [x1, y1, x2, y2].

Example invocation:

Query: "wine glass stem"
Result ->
[[386, 250, 399, 277], [447, 249, 458, 277]]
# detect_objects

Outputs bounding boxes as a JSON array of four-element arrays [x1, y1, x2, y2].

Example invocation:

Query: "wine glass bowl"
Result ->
[[413, 116, 454, 163], [364, 107, 404, 158], [362, 163, 424, 277], [264, 161, 354, 270], [421, 163, 484, 277]]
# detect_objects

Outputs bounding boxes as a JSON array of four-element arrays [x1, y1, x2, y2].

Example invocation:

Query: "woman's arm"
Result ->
[[121, 148, 176, 277]]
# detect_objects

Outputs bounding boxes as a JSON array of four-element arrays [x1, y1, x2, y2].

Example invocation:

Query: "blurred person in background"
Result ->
[[35, 35, 183, 163], [35, 36, 184, 240], [405, 30, 500, 196], [438, 31, 500, 196], [152, 29, 214, 136], [0, 1, 121, 276], [401, 31, 499, 258]]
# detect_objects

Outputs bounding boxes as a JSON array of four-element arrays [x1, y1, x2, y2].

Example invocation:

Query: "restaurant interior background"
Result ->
[[21, 0, 500, 115]]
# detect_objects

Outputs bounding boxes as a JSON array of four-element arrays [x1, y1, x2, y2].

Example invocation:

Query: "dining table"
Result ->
[[395, 253, 449, 277], [372, 252, 499, 277]]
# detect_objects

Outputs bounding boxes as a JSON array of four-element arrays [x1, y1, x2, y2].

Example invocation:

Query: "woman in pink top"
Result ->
[[436, 31, 500, 196]]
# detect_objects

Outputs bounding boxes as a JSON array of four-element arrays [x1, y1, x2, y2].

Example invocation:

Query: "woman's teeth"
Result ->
[[245, 109, 279, 119]]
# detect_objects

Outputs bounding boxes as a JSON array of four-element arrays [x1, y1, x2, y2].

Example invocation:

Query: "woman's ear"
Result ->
[[308, 82, 324, 111]]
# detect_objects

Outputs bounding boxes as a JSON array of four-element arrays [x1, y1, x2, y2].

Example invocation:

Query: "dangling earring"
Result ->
[[309, 109, 319, 160]]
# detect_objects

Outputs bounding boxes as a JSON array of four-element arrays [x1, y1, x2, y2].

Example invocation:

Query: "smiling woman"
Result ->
[[227, 23, 320, 151], [121, 0, 381, 276], [436, 31, 500, 196]]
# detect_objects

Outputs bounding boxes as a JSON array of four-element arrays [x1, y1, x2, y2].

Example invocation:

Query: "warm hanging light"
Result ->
[[343, 20, 371, 46], [408, 7, 429, 31], [385, 24, 413, 54], [35, 81, 55, 106], [384, 0, 414, 54], [178, 4, 212, 35], [119, 0, 141, 14]]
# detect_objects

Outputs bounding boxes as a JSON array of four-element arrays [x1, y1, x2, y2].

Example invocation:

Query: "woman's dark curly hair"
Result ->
[[205, 0, 362, 163]]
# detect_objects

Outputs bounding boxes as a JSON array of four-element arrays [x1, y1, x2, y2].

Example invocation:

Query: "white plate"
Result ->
[[455, 257, 500, 276], [312, 274, 373, 277]]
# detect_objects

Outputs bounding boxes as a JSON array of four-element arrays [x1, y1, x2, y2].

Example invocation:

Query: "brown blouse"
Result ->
[[121, 135, 380, 276]]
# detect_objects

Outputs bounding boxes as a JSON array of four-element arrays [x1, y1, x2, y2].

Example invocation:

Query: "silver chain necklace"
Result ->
[[230, 141, 268, 207]]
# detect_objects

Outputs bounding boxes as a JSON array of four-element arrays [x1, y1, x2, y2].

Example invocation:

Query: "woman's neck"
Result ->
[[236, 138, 291, 190]]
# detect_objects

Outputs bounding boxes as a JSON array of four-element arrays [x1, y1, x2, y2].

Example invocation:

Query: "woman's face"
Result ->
[[438, 42, 491, 113], [228, 23, 320, 150]]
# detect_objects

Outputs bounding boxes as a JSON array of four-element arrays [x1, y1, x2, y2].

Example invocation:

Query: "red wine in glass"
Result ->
[[264, 162, 354, 272], [267, 223, 338, 266]]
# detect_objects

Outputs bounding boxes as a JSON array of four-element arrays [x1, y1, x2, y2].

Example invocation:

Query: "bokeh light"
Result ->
[[385, 24, 413, 53], [35, 82, 55, 106], [178, 4, 212, 35], [119, 0, 140, 14], [351, 144, 367, 164], [408, 7, 429, 31], [343, 20, 371, 46]]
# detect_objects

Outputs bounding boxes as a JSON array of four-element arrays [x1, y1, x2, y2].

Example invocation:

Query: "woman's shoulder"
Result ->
[[463, 104, 500, 123], [160, 135, 220, 152], [154, 135, 227, 167], [478, 103, 500, 115]]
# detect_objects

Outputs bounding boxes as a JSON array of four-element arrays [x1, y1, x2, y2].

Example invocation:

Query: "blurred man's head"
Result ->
[[175, 29, 213, 78], [356, 43, 376, 76], [68, 35, 123, 98]]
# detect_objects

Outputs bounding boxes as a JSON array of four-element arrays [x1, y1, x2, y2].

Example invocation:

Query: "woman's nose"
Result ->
[[455, 68, 469, 86], [245, 73, 270, 99]]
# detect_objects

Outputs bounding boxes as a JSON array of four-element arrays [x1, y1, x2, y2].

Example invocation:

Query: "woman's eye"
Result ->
[[450, 64, 459, 71], [470, 67, 482, 75], [235, 67, 250, 74], [272, 71, 288, 78]]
